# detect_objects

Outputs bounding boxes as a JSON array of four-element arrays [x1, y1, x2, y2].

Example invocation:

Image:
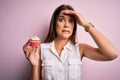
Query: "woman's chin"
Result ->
[[57, 34, 71, 39], [60, 35, 71, 39]]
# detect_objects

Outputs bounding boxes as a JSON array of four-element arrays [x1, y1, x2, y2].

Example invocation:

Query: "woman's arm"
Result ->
[[23, 38, 41, 80], [29, 47, 41, 80], [80, 25, 118, 61], [62, 10, 118, 61], [29, 65, 41, 80]]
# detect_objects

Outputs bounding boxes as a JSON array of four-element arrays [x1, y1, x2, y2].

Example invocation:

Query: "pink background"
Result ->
[[0, 0, 120, 80]]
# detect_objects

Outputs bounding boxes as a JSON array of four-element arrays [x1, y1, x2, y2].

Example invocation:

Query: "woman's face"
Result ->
[[56, 10, 75, 39]]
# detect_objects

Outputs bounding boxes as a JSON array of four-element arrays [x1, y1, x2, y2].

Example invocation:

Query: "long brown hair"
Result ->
[[44, 4, 77, 44]]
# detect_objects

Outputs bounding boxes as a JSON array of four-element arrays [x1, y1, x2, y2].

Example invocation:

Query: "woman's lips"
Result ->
[[62, 30, 70, 33]]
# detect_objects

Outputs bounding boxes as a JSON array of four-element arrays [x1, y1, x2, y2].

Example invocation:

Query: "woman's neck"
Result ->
[[54, 38, 69, 55], [54, 38, 69, 47]]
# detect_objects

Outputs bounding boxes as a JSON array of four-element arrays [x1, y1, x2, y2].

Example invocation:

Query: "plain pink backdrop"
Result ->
[[0, 0, 120, 80]]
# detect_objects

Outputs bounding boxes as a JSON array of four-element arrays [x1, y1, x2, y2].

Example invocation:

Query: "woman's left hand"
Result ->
[[61, 10, 88, 27]]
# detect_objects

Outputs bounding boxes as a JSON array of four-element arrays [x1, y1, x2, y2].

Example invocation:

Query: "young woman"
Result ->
[[23, 4, 118, 80]]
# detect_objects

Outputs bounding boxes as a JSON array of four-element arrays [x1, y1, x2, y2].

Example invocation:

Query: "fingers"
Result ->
[[23, 41, 31, 58], [61, 10, 77, 16], [61, 10, 83, 19], [32, 46, 40, 55], [32, 46, 36, 52], [23, 41, 30, 52], [36, 45, 40, 52], [61, 10, 88, 27], [26, 46, 40, 58], [25, 46, 31, 58], [61, 10, 80, 22]]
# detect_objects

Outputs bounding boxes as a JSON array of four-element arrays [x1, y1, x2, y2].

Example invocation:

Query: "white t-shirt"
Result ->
[[41, 40, 82, 80]]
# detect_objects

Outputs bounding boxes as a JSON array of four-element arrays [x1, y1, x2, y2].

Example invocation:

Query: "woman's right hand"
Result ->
[[23, 41, 40, 67]]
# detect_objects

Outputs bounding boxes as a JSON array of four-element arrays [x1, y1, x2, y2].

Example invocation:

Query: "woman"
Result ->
[[23, 4, 118, 80]]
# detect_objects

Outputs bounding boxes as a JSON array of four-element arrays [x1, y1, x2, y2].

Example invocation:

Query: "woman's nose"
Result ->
[[64, 21, 69, 28]]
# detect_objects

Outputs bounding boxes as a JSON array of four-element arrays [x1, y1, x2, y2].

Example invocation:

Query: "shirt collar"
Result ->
[[49, 40, 75, 63], [50, 40, 74, 51], [50, 40, 59, 56], [63, 41, 74, 51]]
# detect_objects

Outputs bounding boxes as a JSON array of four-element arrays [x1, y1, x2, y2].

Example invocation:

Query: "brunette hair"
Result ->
[[44, 4, 77, 44]]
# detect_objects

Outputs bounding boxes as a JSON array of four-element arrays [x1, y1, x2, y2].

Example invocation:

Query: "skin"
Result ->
[[23, 10, 118, 80]]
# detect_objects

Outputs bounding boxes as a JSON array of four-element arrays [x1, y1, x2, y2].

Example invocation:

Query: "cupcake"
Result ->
[[29, 36, 40, 47]]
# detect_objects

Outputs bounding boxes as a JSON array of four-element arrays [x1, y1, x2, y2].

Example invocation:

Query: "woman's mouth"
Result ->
[[62, 30, 70, 33]]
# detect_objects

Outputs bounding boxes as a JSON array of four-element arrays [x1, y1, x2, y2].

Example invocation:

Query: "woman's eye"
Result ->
[[58, 17, 64, 22], [69, 18, 74, 23]]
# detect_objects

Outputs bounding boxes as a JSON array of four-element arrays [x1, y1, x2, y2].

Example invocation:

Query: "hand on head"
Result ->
[[61, 10, 89, 27]]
